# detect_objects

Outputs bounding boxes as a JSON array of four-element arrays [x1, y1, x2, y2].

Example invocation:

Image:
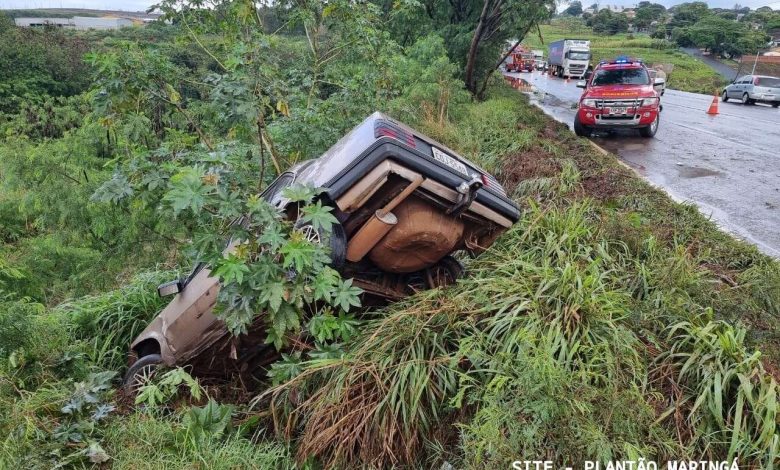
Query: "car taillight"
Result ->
[[374, 122, 416, 148], [754, 77, 760, 85], [480, 173, 490, 187]]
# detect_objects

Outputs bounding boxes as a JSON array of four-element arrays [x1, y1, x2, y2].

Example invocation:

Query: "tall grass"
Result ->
[[261, 97, 780, 466], [59, 270, 173, 370]]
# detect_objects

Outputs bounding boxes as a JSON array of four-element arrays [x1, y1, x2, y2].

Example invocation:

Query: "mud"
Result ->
[[498, 147, 560, 190], [581, 167, 632, 202]]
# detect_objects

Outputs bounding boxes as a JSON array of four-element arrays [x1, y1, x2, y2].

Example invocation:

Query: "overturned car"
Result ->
[[124, 112, 520, 390]]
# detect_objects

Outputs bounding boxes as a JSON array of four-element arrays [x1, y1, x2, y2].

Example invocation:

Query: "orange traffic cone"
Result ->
[[706, 93, 719, 115]]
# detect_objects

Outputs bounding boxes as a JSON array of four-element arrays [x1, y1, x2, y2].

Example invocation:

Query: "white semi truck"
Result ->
[[548, 39, 591, 79]]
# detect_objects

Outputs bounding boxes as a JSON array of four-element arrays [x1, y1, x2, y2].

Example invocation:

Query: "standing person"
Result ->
[[652, 65, 667, 96]]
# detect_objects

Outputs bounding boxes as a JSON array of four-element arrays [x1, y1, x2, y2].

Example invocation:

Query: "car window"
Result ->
[[591, 68, 650, 86], [755, 77, 780, 87], [567, 51, 591, 60], [735, 76, 748, 84], [261, 172, 295, 199]]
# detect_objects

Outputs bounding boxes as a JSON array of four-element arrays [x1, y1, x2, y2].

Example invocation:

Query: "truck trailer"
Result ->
[[548, 39, 591, 79]]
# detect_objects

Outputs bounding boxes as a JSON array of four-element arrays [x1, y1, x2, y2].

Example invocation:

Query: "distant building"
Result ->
[[602, 4, 636, 13], [14, 16, 134, 30]]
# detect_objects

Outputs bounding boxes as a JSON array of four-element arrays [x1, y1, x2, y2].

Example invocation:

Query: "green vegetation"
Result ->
[[527, 19, 727, 93], [2, 3, 780, 469]]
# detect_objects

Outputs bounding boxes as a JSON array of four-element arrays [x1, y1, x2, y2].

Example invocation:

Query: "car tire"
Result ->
[[773, 102, 780, 108], [573, 114, 592, 137], [742, 93, 754, 105], [721, 90, 728, 102], [428, 255, 464, 288], [123, 353, 162, 396], [639, 114, 659, 138]]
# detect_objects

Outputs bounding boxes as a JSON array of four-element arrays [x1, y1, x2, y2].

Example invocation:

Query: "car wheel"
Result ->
[[294, 219, 346, 268], [573, 114, 592, 137], [639, 114, 659, 138], [123, 354, 162, 396], [741, 93, 754, 105], [406, 255, 464, 291], [773, 102, 779, 108], [721, 90, 728, 102], [426, 255, 464, 288]]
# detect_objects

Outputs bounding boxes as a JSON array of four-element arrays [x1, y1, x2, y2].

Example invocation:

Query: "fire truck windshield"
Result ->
[[592, 68, 650, 86]]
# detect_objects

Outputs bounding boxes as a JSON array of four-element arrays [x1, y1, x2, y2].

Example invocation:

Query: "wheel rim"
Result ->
[[650, 116, 659, 133], [297, 224, 321, 244], [742, 94, 748, 104], [128, 364, 158, 394]]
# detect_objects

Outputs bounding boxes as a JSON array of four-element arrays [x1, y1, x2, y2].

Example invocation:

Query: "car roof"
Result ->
[[290, 112, 487, 189]]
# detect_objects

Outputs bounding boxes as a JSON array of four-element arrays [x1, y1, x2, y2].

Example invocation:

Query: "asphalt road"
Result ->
[[505, 70, 780, 258], [680, 47, 738, 81]]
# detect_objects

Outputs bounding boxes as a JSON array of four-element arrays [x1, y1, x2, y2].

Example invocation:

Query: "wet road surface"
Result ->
[[680, 48, 738, 81], [505, 70, 780, 258]]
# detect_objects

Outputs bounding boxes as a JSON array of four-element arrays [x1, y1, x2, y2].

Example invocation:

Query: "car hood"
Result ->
[[583, 84, 656, 99]]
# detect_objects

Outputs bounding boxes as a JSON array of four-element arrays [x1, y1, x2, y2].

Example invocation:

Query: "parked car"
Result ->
[[123, 112, 520, 391], [722, 75, 780, 107], [574, 57, 665, 138]]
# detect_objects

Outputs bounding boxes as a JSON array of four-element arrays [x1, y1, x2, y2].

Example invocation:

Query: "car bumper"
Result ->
[[749, 92, 778, 102], [324, 140, 521, 223], [578, 110, 658, 128]]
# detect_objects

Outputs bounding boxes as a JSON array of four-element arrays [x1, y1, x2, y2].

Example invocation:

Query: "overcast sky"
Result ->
[[1, 0, 778, 12], [1, 0, 158, 11]]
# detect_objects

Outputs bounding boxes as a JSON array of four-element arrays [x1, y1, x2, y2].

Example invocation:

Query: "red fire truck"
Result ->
[[574, 57, 665, 138], [505, 45, 535, 73]]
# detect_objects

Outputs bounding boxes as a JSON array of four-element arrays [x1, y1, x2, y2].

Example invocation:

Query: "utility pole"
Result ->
[[751, 51, 759, 75]]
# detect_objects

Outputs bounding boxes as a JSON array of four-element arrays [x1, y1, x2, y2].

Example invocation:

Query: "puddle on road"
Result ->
[[677, 166, 723, 178]]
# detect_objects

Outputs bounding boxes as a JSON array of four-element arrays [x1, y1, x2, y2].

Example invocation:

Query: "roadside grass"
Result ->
[[2, 84, 779, 467], [525, 21, 727, 94], [101, 413, 295, 470], [265, 85, 780, 467]]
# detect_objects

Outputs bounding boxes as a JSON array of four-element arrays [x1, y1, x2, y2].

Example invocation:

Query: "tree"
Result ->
[[668, 1, 711, 29], [588, 9, 629, 35], [563, 1, 583, 16], [682, 15, 769, 57], [634, 2, 666, 29], [380, 0, 555, 98]]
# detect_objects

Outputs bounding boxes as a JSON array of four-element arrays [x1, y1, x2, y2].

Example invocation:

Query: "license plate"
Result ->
[[432, 147, 468, 175], [607, 107, 629, 114]]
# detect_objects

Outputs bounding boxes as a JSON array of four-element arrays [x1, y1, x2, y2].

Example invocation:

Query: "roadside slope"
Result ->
[[263, 85, 780, 466], [2, 84, 779, 468]]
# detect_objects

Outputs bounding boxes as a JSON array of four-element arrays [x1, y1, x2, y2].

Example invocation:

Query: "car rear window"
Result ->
[[592, 68, 650, 86], [755, 77, 780, 87]]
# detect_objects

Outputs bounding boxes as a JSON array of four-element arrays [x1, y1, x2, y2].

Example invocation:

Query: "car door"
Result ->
[[729, 76, 744, 98]]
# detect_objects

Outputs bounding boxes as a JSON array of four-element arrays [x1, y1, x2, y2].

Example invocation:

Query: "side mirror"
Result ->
[[653, 78, 666, 86], [576, 80, 587, 89], [157, 279, 183, 297]]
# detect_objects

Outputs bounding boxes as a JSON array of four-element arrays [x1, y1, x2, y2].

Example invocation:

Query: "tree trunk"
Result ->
[[465, 0, 492, 95], [476, 22, 535, 99]]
